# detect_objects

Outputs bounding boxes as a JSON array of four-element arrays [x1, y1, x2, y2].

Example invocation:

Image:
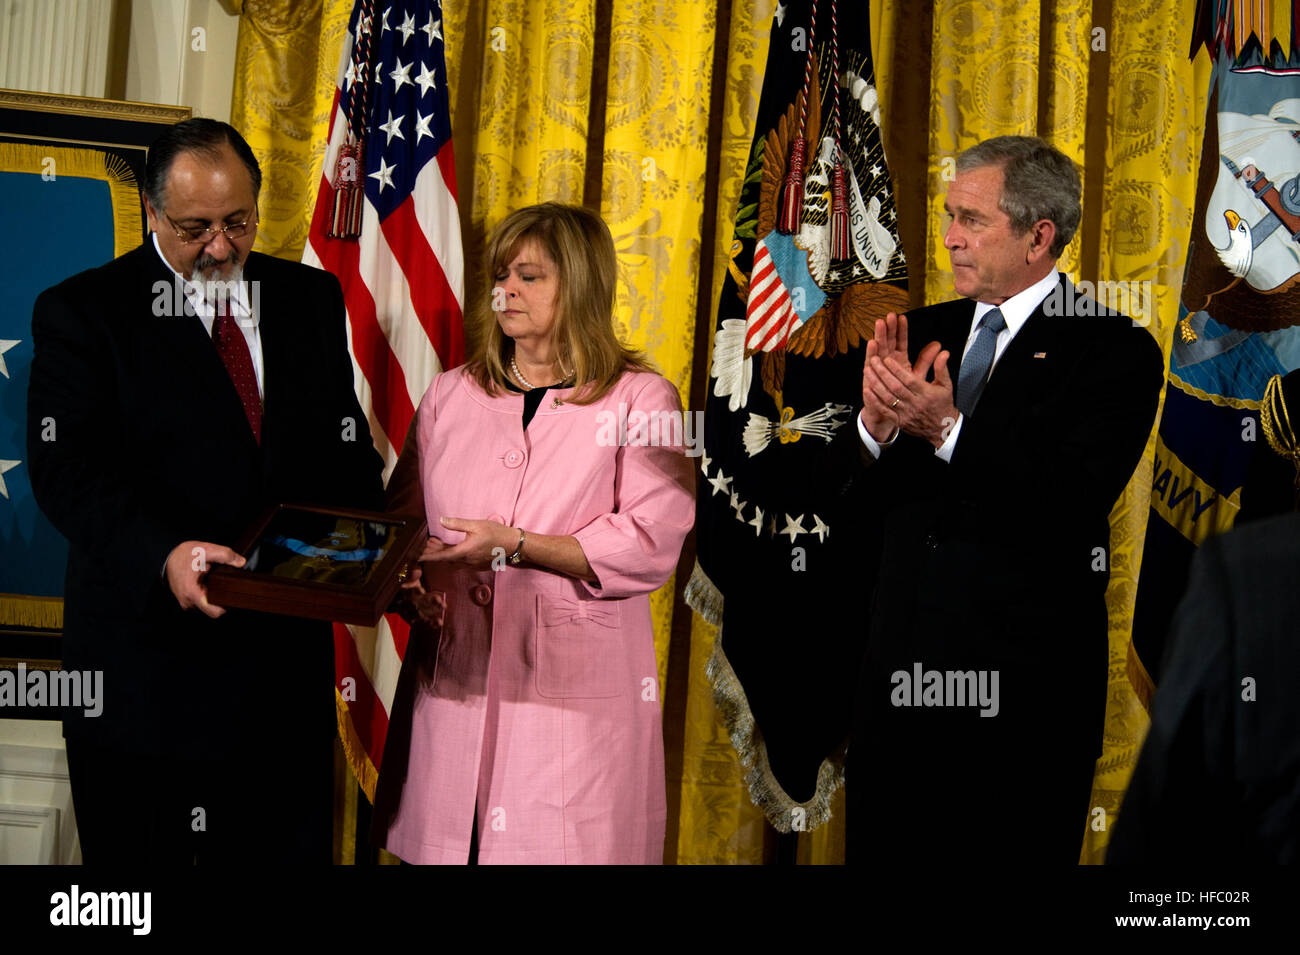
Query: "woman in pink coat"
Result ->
[[377, 203, 695, 864]]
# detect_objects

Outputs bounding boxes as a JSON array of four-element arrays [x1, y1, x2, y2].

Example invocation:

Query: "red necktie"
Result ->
[[213, 298, 262, 443]]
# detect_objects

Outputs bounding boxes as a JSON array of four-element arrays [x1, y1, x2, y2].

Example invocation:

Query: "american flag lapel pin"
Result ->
[[1033, 351, 1048, 359]]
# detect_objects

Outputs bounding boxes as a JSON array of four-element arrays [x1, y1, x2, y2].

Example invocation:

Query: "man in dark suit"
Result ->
[[842, 136, 1165, 862], [1106, 511, 1300, 864], [26, 119, 384, 862]]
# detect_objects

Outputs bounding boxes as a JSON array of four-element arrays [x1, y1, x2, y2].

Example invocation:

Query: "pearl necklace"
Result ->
[[509, 354, 535, 389], [509, 353, 574, 390]]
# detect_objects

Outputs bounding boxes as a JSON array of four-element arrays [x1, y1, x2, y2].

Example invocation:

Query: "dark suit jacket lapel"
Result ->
[[971, 273, 1064, 412], [139, 242, 260, 448], [137, 243, 214, 365]]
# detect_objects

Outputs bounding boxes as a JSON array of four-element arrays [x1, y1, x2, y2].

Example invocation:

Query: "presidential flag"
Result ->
[[303, 0, 465, 797], [686, 0, 908, 831], [1130, 2, 1300, 703]]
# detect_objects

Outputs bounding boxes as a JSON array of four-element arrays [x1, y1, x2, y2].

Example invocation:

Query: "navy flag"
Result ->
[[1131, 5, 1300, 702]]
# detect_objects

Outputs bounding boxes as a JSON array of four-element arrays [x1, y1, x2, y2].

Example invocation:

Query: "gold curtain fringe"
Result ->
[[683, 560, 723, 627], [334, 689, 379, 803], [99, 152, 141, 258], [686, 561, 846, 833], [0, 594, 63, 630], [704, 631, 845, 835]]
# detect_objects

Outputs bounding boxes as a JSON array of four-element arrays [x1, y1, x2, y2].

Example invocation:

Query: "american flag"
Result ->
[[744, 237, 799, 352], [303, 0, 465, 799]]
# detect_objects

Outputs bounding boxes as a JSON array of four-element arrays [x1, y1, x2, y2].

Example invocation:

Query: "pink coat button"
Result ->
[[504, 449, 524, 468], [472, 584, 492, 606]]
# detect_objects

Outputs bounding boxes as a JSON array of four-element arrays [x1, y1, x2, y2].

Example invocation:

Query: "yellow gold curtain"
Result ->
[[445, 0, 598, 339], [231, 0, 353, 261], [231, 0, 1213, 864], [1090, 0, 1211, 863]]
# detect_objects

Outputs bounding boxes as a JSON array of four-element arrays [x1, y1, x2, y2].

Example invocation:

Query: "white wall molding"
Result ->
[[0, 732, 81, 864], [1, 0, 240, 121], [0, 804, 61, 864], [0, 0, 113, 98]]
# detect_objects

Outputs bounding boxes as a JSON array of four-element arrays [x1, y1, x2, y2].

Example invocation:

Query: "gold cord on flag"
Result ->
[[1260, 372, 1300, 500]]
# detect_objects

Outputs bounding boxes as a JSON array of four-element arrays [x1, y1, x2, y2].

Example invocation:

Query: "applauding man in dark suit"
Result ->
[[844, 136, 1164, 863], [27, 119, 384, 862]]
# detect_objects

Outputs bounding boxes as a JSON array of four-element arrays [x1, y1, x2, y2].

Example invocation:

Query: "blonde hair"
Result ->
[[468, 202, 652, 404]]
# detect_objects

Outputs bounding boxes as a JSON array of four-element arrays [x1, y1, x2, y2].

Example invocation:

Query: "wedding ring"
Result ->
[[890, 398, 901, 409]]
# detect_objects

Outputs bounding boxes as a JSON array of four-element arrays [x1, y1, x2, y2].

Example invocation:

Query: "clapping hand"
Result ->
[[860, 312, 910, 443], [861, 312, 959, 449]]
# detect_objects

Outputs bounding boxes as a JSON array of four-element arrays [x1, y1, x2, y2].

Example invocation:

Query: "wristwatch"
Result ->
[[508, 528, 526, 566]]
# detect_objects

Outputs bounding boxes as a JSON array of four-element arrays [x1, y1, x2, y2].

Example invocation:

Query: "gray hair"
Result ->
[[956, 136, 1081, 258]]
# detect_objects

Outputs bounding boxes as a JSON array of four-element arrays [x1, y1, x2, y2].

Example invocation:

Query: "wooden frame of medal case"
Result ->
[[204, 504, 428, 627]]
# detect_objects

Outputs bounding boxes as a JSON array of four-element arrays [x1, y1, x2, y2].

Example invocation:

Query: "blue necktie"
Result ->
[[955, 307, 1006, 416]]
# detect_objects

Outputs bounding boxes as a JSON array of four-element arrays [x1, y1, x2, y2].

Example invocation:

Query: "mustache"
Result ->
[[193, 251, 239, 271]]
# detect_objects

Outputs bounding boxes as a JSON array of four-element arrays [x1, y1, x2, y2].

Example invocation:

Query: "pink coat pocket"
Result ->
[[535, 594, 622, 699]]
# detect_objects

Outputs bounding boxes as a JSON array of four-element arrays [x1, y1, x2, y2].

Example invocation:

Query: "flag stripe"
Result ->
[[334, 622, 391, 765], [411, 153, 465, 305], [352, 201, 426, 429], [379, 197, 462, 372], [754, 310, 794, 352], [310, 217, 417, 450], [343, 613, 408, 712], [308, 0, 464, 785]]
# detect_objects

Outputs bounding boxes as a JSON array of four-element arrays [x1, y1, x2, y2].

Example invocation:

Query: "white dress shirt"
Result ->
[[857, 269, 1062, 461], [152, 231, 264, 397]]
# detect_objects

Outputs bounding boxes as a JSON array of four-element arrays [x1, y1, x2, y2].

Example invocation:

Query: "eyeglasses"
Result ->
[[162, 211, 257, 245]]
